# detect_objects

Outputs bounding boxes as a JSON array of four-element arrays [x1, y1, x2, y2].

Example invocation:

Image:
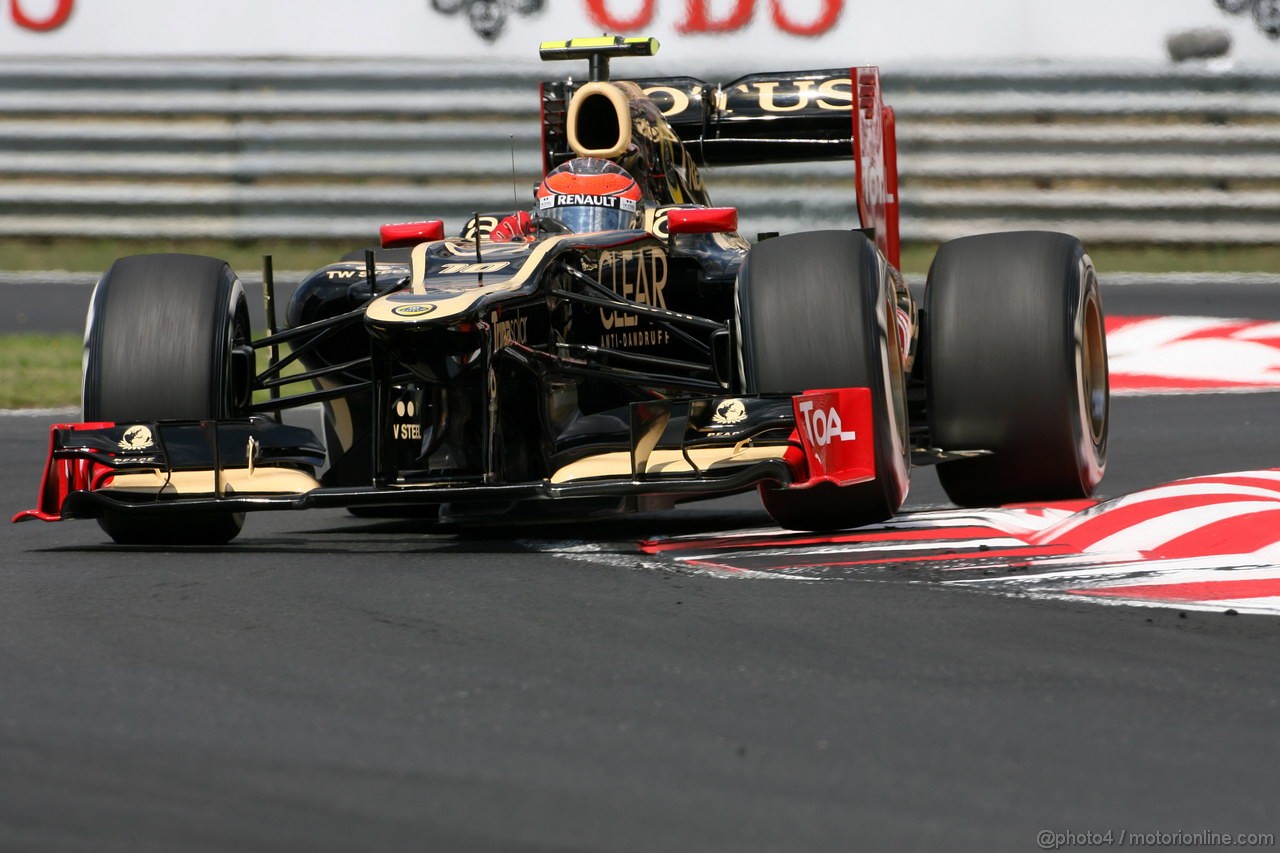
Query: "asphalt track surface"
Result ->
[[3, 282, 1280, 852]]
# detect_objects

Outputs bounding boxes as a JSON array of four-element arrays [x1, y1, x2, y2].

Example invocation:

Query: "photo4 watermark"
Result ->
[[1038, 829, 1275, 849]]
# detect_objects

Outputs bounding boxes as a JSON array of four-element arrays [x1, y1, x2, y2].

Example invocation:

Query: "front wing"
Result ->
[[14, 389, 876, 524]]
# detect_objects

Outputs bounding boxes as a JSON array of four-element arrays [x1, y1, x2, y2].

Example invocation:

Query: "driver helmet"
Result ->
[[536, 158, 642, 234]]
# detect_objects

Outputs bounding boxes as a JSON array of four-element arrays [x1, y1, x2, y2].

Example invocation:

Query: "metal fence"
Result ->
[[2, 58, 1279, 244]]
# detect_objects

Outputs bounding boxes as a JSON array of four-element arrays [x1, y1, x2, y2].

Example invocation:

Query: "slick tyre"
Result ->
[[925, 231, 1108, 507], [84, 254, 253, 545], [737, 231, 909, 531]]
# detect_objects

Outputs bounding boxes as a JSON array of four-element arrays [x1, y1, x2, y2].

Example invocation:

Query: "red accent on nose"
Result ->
[[380, 220, 446, 248]]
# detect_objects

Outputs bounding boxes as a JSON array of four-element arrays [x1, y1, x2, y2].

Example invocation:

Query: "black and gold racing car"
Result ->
[[15, 36, 1109, 544]]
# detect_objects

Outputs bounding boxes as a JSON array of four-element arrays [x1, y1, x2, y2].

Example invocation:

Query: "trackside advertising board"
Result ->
[[3, 0, 1280, 64]]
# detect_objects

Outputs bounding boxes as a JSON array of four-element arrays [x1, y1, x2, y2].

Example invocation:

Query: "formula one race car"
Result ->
[[15, 37, 1109, 545]]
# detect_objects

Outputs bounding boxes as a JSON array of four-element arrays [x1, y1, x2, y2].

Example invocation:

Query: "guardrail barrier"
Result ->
[[2, 59, 1278, 244]]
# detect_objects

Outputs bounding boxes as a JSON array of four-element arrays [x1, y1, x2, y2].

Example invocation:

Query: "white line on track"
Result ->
[[0, 407, 77, 417]]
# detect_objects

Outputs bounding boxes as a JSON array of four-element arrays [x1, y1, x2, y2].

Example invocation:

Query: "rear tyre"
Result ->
[[737, 231, 909, 530], [84, 254, 252, 545], [925, 231, 1108, 506]]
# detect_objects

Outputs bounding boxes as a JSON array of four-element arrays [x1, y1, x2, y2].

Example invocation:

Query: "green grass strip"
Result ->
[[0, 333, 81, 410], [0, 334, 305, 411]]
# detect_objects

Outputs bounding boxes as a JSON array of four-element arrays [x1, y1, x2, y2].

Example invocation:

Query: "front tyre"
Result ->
[[737, 231, 909, 531], [84, 254, 252, 545], [925, 231, 1108, 507]]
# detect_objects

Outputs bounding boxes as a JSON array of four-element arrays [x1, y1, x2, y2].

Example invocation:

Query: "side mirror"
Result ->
[[381, 220, 446, 249], [667, 207, 738, 235]]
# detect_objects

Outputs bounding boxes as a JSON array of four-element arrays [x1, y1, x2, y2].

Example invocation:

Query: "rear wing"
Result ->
[[541, 66, 900, 267]]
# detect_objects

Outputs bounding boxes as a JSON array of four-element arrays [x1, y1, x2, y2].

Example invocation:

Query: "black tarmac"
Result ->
[[2, 281, 1279, 852]]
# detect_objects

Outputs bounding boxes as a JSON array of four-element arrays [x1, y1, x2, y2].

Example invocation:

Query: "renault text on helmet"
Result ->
[[536, 157, 643, 233]]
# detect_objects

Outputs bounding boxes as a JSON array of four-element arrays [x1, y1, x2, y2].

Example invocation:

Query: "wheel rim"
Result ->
[[227, 301, 253, 415], [1079, 280, 1107, 447], [885, 293, 909, 450]]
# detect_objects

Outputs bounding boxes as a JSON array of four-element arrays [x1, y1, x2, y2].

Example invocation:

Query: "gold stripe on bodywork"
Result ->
[[551, 445, 786, 484], [409, 239, 432, 291], [105, 468, 322, 496], [366, 236, 572, 325]]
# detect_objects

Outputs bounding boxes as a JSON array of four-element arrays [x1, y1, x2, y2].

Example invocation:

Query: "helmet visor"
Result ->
[[538, 194, 638, 234]]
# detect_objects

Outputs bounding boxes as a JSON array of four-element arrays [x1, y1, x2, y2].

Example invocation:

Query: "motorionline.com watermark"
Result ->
[[1038, 829, 1275, 849]]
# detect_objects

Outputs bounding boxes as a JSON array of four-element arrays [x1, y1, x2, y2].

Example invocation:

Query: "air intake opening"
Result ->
[[567, 82, 632, 160], [575, 92, 622, 151]]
